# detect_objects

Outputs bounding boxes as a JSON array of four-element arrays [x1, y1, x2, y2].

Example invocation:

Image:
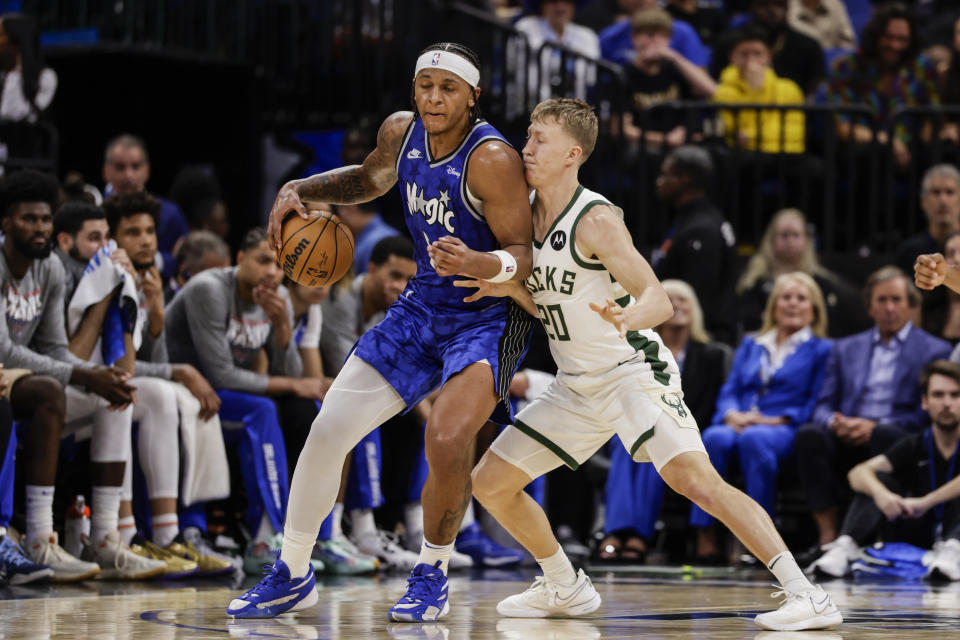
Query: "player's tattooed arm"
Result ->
[[465, 140, 533, 281], [295, 111, 414, 204], [266, 111, 413, 248]]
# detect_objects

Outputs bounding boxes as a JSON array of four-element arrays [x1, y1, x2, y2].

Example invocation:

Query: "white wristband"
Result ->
[[484, 250, 517, 283]]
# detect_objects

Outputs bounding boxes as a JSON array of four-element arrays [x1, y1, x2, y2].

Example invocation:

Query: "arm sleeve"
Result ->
[[882, 434, 918, 474], [268, 289, 303, 379], [134, 325, 172, 379], [184, 278, 269, 393], [299, 305, 323, 349], [711, 339, 750, 423], [781, 341, 832, 427], [812, 345, 842, 427], [0, 294, 75, 384]]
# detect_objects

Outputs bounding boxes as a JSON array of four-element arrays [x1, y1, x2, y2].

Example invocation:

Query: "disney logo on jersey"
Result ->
[[405, 181, 456, 234], [525, 265, 576, 296]]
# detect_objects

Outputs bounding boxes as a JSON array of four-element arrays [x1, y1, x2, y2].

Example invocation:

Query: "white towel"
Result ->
[[170, 381, 230, 505], [66, 240, 145, 360]]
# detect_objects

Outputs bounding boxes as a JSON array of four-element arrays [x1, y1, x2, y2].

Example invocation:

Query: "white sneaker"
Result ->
[[928, 538, 960, 581], [808, 535, 858, 578], [24, 532, 100, 582], [351, 529, 420, 571], [496, 569, 601, 618], [754, 585, 843, 631], [83, 531, 167, 580]]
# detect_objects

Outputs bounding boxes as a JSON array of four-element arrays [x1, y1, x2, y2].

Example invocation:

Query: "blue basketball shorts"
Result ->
[[352, 292, 532, 425]]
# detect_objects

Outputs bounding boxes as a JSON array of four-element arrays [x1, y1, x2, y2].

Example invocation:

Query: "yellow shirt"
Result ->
[[714, 66, 806, 153]]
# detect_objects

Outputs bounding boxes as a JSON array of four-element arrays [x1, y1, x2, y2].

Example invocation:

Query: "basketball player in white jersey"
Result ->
[[446, 99, 842, 631]]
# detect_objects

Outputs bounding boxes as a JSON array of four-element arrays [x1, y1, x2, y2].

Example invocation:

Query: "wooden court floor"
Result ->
[[1, 567, 959, 639]]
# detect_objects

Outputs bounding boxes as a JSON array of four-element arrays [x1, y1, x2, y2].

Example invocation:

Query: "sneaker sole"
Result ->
[[755, 610, 843, 631], [496, 591, 602, 618], [9, 568, 54, 585], [226, 587, 320, 619], [98, 565, 167, 580], [387, 599, 450, 623], [50, 567, 101, 583]]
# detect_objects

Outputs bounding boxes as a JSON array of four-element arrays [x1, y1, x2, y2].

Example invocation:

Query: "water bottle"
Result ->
[[64, 495, 90, 557]]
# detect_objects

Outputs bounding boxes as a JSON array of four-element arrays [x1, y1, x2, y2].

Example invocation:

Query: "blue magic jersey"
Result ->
[[395, 117, 511, 313]]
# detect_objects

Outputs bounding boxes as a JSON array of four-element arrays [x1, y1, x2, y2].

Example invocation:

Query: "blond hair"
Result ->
[[530, 98, 598, 162], [631, 7, 673, 36], [759, 271, 828, 338], [659, 279, 711, 344], [736, 208, 832, 295]]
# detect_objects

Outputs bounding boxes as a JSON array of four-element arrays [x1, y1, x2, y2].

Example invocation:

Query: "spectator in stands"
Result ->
[[653, 145, 738, 344], [102, 134, 190, 278], [93, 192, 232, 574], [0, 170, 152, 581], [794, 266, 951, 559], [515, 0, 601, 101], [169, 165, 229, 241], [895, 164, 960, 276], [825, 3, 939, 169], [938, 16, 960, 145], [664, 0, 727, 50], [923, 232, 960, 343], [786, 0, 856, 53], [334, 202, 401, 275], [599, 0, 710, 69], [598, 280, 731, 562], [52, 201, 109, 293], [576, 0, 643, 34], [614, 8, 717, 151], [0, 14, 56, 122], [712, 0, 825, 95], [690, 272, 831, 563], [714, 24, 805, 153], [168, 230, 231, 300], [737, 208, 870, 338], [61, 171, 101, 205], [164, 227, 326, 574], [809, 360, 960, 580]]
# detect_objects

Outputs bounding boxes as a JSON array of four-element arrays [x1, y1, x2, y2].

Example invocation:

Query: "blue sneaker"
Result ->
[[455, 523, 524, 568], [226, 558, 318, 618], [0, 535, 53, 585], [388, 561, 450, 622]]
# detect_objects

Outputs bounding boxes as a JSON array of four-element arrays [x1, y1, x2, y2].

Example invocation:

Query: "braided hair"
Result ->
[[411, 42, 483, 124]]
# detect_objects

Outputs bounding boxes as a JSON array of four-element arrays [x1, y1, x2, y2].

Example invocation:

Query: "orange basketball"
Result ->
[[278, 209, 354, 287]]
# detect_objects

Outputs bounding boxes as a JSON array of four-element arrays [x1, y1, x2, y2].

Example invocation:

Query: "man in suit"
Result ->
[[794, 266, 952, 558]]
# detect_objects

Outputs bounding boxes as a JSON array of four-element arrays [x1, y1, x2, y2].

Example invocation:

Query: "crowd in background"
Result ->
[[2, 1, 960, 587]]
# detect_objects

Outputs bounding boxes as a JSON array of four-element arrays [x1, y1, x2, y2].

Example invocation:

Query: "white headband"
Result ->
[[414, 50, 480, 88]]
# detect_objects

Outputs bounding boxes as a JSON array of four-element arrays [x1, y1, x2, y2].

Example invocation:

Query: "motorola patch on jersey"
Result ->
[[550, 230, 567, 250]]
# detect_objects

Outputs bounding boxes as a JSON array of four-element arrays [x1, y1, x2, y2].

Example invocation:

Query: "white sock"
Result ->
[[118, 515, 137, 546], [419, 538, 454, 575], [254, 512, 276, 543], [91, 486, 122, 544], [404, 502, 423, 540], [279, 526, 316, 579], [331, 503, 345, 540], [351, 508, 377, 538], [537, 544, 577, 587], [768, 551, 814, 593], [0, 526, 7, 537], [152, 513, 179, 548], [459, 500, 476, 530], [25, 485, 54, 540]]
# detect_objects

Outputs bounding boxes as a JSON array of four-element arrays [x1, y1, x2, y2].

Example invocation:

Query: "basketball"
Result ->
[[278, 209, 354, 287]]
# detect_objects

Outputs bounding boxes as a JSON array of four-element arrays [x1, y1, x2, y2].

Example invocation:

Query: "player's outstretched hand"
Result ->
[[452, 278, 516, 303], [915, 253, 946, 290], [428, 236, 475, 277], [268, 182, 309, 251], [589, 298, 627, 338]]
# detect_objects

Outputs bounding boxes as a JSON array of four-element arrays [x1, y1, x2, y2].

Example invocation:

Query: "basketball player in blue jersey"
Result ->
[[227, 42, 534, 621]]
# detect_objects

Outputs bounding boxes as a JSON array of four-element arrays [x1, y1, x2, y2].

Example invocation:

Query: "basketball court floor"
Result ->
[[2, 566, 959, 639]]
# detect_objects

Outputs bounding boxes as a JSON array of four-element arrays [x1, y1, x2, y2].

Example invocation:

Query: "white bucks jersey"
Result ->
[[526, 185, 680, 382]]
